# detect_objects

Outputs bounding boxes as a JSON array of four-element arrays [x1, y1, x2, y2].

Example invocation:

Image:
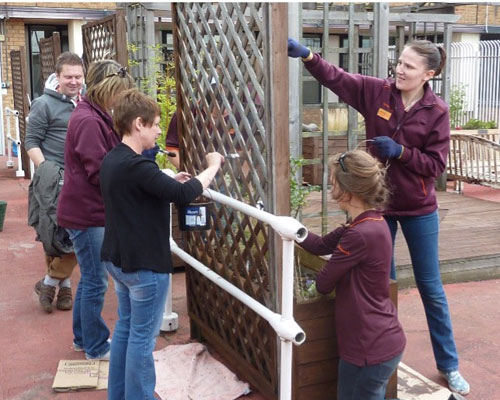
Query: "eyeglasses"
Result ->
[[338, 152, 348, 173], [105, 66, 128, 79]]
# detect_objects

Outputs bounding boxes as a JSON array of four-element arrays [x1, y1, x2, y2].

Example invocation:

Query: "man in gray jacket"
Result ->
[[25, 52, 83, 313]]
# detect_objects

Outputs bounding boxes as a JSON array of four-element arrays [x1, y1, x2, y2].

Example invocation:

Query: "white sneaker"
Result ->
[[72, 342, 84, 352], [86, 349, 110, 361], [441, 370, 470, 395]]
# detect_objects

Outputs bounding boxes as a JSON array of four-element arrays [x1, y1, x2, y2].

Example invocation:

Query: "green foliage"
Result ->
[[290, 157, 321, 218], [462, 118, 497, 130], [127, 42, 177, 170], [449, 83, 467, 129]]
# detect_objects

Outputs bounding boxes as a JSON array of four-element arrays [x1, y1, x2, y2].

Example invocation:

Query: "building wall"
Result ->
[[455, 4, 500, 26], [1, 2, 116, 9], [2, 19, 25, 120]]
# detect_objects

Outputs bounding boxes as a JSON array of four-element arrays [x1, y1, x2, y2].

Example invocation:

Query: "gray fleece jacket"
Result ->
[[24, 74, 78, 168], [28, 160, 73, 256]]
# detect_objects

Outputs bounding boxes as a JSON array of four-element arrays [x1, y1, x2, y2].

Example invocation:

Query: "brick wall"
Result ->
[[1, 2, 116, 9], [455, 4, 500, 25], [2, 19, 26, 146]]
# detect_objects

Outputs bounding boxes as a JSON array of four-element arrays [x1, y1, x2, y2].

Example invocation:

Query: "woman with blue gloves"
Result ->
[[288, 38, 469, 396]]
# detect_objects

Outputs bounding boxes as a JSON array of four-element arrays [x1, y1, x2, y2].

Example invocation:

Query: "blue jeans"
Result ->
[[106, 262, 169, 400], [385, 210, 459, 372], [337, 353, 402, 400], [67, 227, 110, 358]]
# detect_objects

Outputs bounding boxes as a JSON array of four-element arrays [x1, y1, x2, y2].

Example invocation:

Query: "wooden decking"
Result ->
[[302, 189, 500, 288]]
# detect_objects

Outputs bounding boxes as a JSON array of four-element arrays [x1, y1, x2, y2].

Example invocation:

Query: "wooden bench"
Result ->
[[447, 132, 500, 192]]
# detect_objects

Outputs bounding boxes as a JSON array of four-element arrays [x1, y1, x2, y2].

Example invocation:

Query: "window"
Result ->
[[302, 35, 322, 104]]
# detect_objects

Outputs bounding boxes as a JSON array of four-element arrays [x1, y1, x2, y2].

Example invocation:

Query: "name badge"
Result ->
[[377, 108, 392, 121]]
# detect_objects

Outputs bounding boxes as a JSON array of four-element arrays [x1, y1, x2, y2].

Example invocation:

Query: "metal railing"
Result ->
[[449, 40, 500, 128], [168, 187, 307, 400]]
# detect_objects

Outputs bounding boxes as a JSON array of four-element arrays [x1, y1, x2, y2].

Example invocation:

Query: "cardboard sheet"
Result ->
[[52, 360, 108, 392]]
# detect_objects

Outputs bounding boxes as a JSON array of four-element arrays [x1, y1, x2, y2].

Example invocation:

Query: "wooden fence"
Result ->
[[9, 48, 30, 178], [173, 3, 289, 398], [447, 132, 500, 189], [82, 9, 128, 71], [39, 32, 61, 83]]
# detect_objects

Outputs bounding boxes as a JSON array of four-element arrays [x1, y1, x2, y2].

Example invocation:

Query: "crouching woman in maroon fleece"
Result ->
[[298, 150, 405, 400]]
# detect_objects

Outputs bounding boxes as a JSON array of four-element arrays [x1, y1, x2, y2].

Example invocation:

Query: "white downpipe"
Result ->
[[171, 188, 308, 400], [161, 168, 179, 332], [4, 107, 24, 177]]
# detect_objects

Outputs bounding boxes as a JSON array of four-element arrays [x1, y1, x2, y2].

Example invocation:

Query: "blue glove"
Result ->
[[372, 136, 403, 159], [288, 38, 311, 59], [142, 144, 160, 161]]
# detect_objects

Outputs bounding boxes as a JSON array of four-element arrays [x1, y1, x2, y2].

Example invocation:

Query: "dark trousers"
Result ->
[[337, 353, 402, 400]]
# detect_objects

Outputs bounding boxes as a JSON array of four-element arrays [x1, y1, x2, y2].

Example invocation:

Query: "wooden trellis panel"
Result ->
[[10, 48, 30, 179], [39, 32, 61, 83], [173, 3, 289, 399], [82, 10, 128, 70]]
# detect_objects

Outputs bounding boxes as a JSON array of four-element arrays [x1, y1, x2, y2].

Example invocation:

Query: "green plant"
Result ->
[[462, 118, 497, 130], [290, 157, 321, 218], [128, 42, 177, 170], [449, 83, 467, 129]]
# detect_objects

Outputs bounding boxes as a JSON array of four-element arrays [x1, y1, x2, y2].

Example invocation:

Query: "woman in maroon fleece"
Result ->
[[57, 60, 134, 360], [288, 39, 469, 396], [300, 150, 405, 400]]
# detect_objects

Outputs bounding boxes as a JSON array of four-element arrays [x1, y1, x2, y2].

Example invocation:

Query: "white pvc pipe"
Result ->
[[5, 109, 12, 168], [161, 168, 179, 332], [176, 187, 308, 400], [280, 239, 296, 400], [12, 110, 24, 177], [4, 108, 24, 177], [170, 239, 306, 346], [204, 188, 308, 243]]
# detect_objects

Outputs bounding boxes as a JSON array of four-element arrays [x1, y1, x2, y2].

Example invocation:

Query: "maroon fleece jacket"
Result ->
[[304, 54, 450, 216], [57, 98, 120, 228], [300, 210, 406, 366]]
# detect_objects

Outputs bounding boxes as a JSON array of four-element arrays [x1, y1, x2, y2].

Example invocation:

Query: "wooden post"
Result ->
[[373, 3, 389, 79], [267, 3, 290, 313], [347, 4, 358, 151], [321, 4, 329, 235], [115, 9, 129, 68], [436, 22, 453, 191], [288, 2, 301, 163], [52, 32, 61, 61]]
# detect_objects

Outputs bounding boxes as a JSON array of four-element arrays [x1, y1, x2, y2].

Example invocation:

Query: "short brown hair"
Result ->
[[113, 89, 160, 138], [55, 52, 83, 74], [328, 150, 389, 210], [85, 60, 135, 111], [405, 40, 447, 76]]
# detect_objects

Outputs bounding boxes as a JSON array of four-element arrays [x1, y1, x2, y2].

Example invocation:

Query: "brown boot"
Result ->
[[34, 279, 56, 313], [56, 287, 73, 311]]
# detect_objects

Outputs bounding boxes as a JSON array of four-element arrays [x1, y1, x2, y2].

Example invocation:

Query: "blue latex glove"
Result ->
[[372, 136, 403, 159], [142, 144, 160, 161], [288, 38, 311, 59]]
